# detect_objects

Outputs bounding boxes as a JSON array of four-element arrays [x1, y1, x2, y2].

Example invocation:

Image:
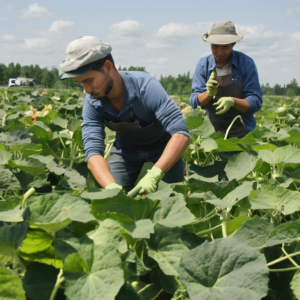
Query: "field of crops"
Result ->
[[1, 88, 300, 300]]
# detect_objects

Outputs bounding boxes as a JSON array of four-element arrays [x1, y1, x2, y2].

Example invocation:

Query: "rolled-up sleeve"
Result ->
[[82, 96, 105, 161], [190, 59, 207, 109], [241, 59, 262, 115], [143, 79, 190, 138]]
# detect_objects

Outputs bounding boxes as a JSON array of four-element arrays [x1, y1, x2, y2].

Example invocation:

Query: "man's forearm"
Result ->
[[197, 91, 212, 107], [154, 133, 190, 173], [87, 155, 116, 188], [232, 97, 249, 113]]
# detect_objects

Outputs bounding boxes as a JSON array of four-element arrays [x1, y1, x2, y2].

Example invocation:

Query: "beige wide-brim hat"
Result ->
[[60, 36, 112, 74], [203, 21, 243, 45]]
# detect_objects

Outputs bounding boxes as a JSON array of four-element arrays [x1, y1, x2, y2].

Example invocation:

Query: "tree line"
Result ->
[[0, 62, 299, 96]]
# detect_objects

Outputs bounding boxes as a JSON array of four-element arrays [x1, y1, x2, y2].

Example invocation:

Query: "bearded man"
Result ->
[[60, 36, 189, 194]]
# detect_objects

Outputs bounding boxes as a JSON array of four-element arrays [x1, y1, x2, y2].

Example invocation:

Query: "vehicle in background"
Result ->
[[8, 77, 35, 87]]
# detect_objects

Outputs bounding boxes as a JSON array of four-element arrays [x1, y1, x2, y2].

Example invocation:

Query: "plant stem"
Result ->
[[21, 187, 35, 209], [282, 244, 299, 268], [269, 266, 300, 272], [222, 221, 227, 238], [50, 269, 65, 300], [224, 116, 245, 140], [267, 251, 300, 267], [196, 224, 222, 236]]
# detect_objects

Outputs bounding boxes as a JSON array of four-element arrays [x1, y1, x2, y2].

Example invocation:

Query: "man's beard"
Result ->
[[91, 72, 113, 99]]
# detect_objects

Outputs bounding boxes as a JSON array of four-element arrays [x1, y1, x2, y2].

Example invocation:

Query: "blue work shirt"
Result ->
[[82, 71, 189, 161], [190, 50, 262, 131]]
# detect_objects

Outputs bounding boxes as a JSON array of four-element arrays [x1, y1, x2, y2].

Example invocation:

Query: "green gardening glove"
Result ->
[[206, 71, 219, 97], [127, 166, 165, 197], [105, 183, 123, 190], [213, 97, 234, 115]]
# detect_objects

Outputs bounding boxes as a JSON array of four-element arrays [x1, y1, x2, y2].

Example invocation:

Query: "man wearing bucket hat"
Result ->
[[60, 36, 190, 195], [190, 21, 262, 139]]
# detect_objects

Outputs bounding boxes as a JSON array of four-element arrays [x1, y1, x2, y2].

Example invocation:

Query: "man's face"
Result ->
[[73, 69, 113, 99], [211, 43, 234, 65]]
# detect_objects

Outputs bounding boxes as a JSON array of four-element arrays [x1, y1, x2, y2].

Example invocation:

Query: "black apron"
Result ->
[[104, 108, 170, 150], [204, 73, 249, 139]]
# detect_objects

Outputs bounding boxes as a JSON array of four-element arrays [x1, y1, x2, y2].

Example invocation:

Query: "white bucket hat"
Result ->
[[60, 36, 112, 79], [203, 21, 243, 45]]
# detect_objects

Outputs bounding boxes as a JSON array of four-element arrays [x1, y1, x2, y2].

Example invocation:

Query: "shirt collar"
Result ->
[[86, 71, 137, 107], [208, 49, 238, 71]]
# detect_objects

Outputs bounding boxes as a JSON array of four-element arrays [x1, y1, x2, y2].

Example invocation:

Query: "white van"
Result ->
[[8, 77, 34, 87]]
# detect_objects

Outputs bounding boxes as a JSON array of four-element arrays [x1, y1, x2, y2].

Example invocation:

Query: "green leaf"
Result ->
[[18, 230, 53, 254], [200, 138, 218, 152], [67, 117, 83, 132], [147, 224, 206, 276], [224, 152, 259, 181], [252, 143, 277, 152], [226, 216, 251, 236], [126, 249, 151, 276], [53, 116, 68, 129], [115, 282, 140, 300], [258, 145, 300, 164], [0, 263, 26, 300], [221, 181, 254, 206], [152, 194, 195, 227], [249, 185, 300, 215], [0, 168, 21, 191], [0, 149, 12, 165], [283, 130, 300, 144], [0, 205, 24, 222], [23, 193, 96, 235], [185, 116, 203, 131], [63, 238, 124, 300], [8, 157, 46, 175], [10, 143, 42, 158], [215, 138, 244, 152], [266, 219, 300, 247], [90, 189, 154, 239], [22, 262, 63, 300], [291, 270, 300, 300], [232, 217, 275, 248], [178, 238, 269, 300]]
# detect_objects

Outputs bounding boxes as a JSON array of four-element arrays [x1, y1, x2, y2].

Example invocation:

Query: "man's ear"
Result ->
[[103, 60, 113, 73]]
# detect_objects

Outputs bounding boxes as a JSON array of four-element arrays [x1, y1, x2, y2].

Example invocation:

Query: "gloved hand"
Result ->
[[105, 183, 123, 190], [206, 71, 219, 97], [127, 166, 165, 197], [213, 97, 234, 115]]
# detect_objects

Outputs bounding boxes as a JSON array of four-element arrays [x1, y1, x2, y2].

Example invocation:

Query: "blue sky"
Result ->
[[0, 0, 300, 85]]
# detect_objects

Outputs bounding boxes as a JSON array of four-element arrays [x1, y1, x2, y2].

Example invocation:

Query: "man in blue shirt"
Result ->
[[60, 36, 190, 194], [190, 21, 262, 139]]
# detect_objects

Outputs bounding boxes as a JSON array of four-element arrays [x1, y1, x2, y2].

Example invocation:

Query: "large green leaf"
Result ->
[[224, 152, 259, 181], [8, 157, 46, 175], [0, 263, 26, 300], [266, 219, 300, 247], [152, 194, 195, 227], [249, 185, 300, 215], [147, 224, 206, 276], [10, 143, 42, 158], [258, 145, 300, 164], [23, 193, 96, 235], [63, 224, 124, 300], [0, 168, 21, 191], [200, 138, 218, 152], [0, 205, 24, 222], [232, 217, 275, 248], [221, 181, 254, 206], [90, 189, 154, 239], [178, 238, 269, 300]]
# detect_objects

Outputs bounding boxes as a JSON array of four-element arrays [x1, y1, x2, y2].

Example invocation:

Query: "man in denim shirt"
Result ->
[[190, 21, 262, 139], [60, 36, 190, 194]]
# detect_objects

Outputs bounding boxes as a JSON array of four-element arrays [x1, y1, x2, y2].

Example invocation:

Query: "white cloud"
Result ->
[[20, 3, 53, 19], [24, 38, 52, 50], [157, 22, 211, 39], [110, 19, 145, 37], [49, 20, 74, 33], [0, 16, 8, 21], [1, 35, 20, 42], [286, 6, 300, 14], [6, 5, 13, 10]]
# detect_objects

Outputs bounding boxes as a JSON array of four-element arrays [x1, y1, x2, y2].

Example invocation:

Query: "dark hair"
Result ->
[[92, 53, 116, 72]]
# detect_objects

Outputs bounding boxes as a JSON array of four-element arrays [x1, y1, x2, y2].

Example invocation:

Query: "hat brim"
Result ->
[[60, 61, 98, 80], [203, 33, 244, 44]]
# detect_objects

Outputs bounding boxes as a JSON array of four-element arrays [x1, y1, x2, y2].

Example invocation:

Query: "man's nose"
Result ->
[[83, 84, 92, 94]]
